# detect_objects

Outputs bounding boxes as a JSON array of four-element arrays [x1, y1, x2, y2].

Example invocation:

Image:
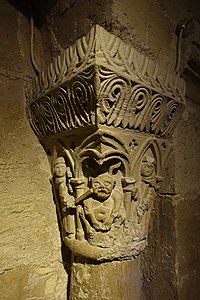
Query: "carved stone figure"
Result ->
[[136, 155, 157, 239], [53, 157, 75, 238], [73, 163, 125, 247], [26, 25, 186, 261]]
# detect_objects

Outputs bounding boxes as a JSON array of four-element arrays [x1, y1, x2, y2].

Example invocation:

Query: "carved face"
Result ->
[[54, 163, 67, 178], [141, 161, 155, 177], [91, 173, 114, 201]]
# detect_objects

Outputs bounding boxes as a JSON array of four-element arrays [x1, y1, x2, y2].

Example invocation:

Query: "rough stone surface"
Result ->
[[173, 100, 200, 300], [141, 100, 200, 300], [35, 0, 175, 65], [0, 1, 67, 299], [70, 258, 141, 300], [141, 195, 178, 300]]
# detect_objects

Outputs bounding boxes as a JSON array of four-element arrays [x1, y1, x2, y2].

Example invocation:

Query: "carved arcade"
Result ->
[[26, 25, 185, 261]]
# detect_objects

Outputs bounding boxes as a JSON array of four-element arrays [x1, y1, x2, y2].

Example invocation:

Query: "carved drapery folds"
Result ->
[[26, 25, 185, 261]]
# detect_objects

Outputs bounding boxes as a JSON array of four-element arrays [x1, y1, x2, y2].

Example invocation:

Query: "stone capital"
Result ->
[[26, 25, 185, 261]]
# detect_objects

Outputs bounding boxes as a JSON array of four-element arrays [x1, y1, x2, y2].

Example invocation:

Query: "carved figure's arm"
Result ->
[[84, 200, 102, 230], [142, 187, 155, 211], [59, 181, 75, 209], [104, 189, 123, 228], [137, 185, 155, 223]]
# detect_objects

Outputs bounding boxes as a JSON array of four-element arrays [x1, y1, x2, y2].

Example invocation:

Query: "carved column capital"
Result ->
[[26, 25, 185, 261]]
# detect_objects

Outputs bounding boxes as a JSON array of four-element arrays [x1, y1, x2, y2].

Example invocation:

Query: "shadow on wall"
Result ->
[[7, 0, 57, 27]]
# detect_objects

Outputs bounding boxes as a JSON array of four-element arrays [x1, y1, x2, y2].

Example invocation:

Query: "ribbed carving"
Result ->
[[26, 25, 185, 139], [25, 25, 186, 262]]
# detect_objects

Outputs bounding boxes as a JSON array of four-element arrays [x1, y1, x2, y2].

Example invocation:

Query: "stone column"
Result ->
[[70, 256, 141, 300], [25, 25, 185, 299]]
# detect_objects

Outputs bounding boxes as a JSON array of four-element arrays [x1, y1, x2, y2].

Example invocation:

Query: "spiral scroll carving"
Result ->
[[25, 25, 186, 263], [93, 69, 184, 137], [26, 25, 185, 138], [29, 69, 96, 136]]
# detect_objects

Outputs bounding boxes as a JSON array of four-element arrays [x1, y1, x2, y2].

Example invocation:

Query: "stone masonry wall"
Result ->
[[174, 99, 200, 300], [141, 98, 200, 300], [0, 1, 67, 299]]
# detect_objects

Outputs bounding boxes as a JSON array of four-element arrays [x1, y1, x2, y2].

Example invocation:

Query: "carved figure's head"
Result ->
[[141, 156, 155, 178], [91, 173, 115, 201], [54, 157, 67, 178]]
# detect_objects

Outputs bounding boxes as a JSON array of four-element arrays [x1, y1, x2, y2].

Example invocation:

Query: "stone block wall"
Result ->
[[174, 100, 200, 300], [0, 1, 67, 299], [141, 99, 200, 300]]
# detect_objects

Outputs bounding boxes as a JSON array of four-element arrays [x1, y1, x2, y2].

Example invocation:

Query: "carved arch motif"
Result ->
[[26, 25, 185, 262], [48, 129, 170, 261]]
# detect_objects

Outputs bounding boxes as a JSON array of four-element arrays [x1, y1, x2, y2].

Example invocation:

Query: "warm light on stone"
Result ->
[[25, 24, 186, 298], [1, 0, 200, 299]]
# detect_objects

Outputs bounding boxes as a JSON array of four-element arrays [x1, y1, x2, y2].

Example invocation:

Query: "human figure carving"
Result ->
[[53, 157, 75, 238], [75, 163, 125, 241], [137, 155, 156, 224]]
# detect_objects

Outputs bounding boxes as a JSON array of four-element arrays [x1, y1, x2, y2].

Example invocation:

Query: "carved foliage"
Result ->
[[28, 66, 184, 138], [26, 25, 185, 139], [97, 67, 183, 138], [28, 68, 96, 136], [26, 25, 185, 261], [26, 25, 185, 102]]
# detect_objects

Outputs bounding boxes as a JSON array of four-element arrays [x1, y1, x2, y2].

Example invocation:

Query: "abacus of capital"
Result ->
[[25, 25, 185, 299]]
